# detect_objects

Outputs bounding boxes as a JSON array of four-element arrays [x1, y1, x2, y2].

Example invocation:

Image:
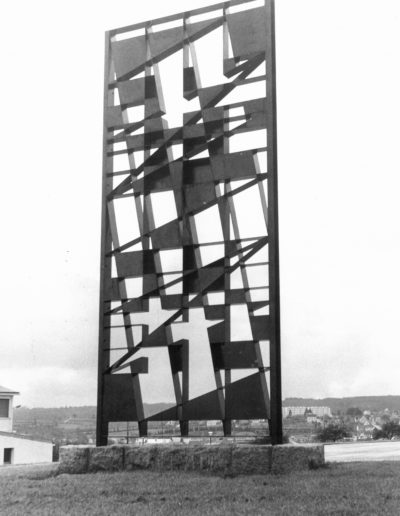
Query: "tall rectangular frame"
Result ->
[[97, 0, 282, 445]]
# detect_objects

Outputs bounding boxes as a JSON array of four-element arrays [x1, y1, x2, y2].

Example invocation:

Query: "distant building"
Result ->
[[283, 406, 332, 418], [0, 385, 53, 466], [0, 385, 18, 433]]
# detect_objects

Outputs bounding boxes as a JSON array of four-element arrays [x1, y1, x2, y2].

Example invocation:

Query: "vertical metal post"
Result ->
[[266, 0, 283, 445], [96, 31, 113, 446]]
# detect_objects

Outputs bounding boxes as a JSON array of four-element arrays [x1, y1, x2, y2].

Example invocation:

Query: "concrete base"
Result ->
[[58, 443, 324, 476]]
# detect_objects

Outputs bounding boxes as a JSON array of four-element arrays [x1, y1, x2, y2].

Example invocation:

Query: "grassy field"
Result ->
[[1, 462, 400, 515]]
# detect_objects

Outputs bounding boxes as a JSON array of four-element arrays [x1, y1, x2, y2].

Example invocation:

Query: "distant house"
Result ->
[[356, 412, 381, 439], [0, 385, 53, 466]]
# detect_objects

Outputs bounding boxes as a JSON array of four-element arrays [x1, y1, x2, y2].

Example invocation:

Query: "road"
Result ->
[[325, 440, 400, 462]]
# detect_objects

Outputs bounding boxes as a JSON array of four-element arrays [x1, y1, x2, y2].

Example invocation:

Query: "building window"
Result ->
[[3, 448, 13, 464], [0, 399, 9, 417]]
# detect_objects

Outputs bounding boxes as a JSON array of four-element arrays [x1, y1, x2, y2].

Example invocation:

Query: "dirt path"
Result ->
[[325, 440, 400, 462]]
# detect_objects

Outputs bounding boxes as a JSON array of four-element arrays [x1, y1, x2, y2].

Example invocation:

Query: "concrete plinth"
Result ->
[[58, 445, 91, 474], [58, 443, 324, 476], [88, 445, 124, 472]]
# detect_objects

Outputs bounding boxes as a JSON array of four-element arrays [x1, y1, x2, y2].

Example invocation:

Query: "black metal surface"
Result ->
[[97, 0, 282, 445]]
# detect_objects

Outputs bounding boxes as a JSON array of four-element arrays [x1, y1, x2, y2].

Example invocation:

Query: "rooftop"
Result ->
[[0, 431, 51, 443], [0, 385, 19, 395]]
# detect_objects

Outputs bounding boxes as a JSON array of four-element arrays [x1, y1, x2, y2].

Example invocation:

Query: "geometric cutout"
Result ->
[[146, 405, 179, 421], [112, 36, 147, 80], [250, 315, 271, 340], [211, 341, 259, 369], [225, 373, 269, 419], [148, 27, 184, 62], [183, 389, 223, 420], [103, 374, 138, 422], [227, 8, 267, 59]]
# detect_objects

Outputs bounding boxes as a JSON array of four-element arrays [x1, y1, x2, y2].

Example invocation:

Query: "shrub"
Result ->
[[373, 421, 400, 440], [316, 423, 351, 442]]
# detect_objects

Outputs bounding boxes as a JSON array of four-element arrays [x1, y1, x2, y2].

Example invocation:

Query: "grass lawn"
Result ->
[[1, 461, 400, 515]]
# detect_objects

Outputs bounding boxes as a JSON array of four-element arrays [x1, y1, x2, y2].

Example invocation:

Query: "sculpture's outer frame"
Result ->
[[97, 0, 282, 445]]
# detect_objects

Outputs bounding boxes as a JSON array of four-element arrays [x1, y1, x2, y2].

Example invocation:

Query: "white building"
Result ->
[[0, 385, 18, 433], [0, 385, 53, 465]]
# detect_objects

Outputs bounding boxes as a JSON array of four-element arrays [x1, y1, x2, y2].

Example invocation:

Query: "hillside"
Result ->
[[283, 396, 400, 413], [13, 395, 400, 425], [13, 403, 173, 425]]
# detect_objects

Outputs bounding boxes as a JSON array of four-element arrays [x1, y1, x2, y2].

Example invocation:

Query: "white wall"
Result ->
[[0, 419, 12, 433], [0, 435, 53, 465], [0, 396, 13, 432]]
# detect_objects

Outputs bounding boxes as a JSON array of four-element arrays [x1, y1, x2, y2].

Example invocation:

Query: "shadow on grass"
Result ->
[[26, 470, 58, 481]]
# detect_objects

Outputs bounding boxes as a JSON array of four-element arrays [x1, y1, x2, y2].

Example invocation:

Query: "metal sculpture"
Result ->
[[97, 0, 282, 445]]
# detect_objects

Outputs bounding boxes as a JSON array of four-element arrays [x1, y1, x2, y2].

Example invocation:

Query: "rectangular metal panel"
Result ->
[[97, 0, 281, 445]]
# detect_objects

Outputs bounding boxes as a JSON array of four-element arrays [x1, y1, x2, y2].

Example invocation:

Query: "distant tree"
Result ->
[[373, 421, 400, 440], [316, 422, 351, 443], [346, 407, 362, 417], [373, 428, 385, 440]]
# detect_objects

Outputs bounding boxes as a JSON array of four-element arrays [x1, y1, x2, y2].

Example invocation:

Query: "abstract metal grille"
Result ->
[[97, 0, 282, 445]]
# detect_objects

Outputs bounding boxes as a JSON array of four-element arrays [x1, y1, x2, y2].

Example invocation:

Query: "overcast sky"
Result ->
[[0, 0, 399, 407]]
